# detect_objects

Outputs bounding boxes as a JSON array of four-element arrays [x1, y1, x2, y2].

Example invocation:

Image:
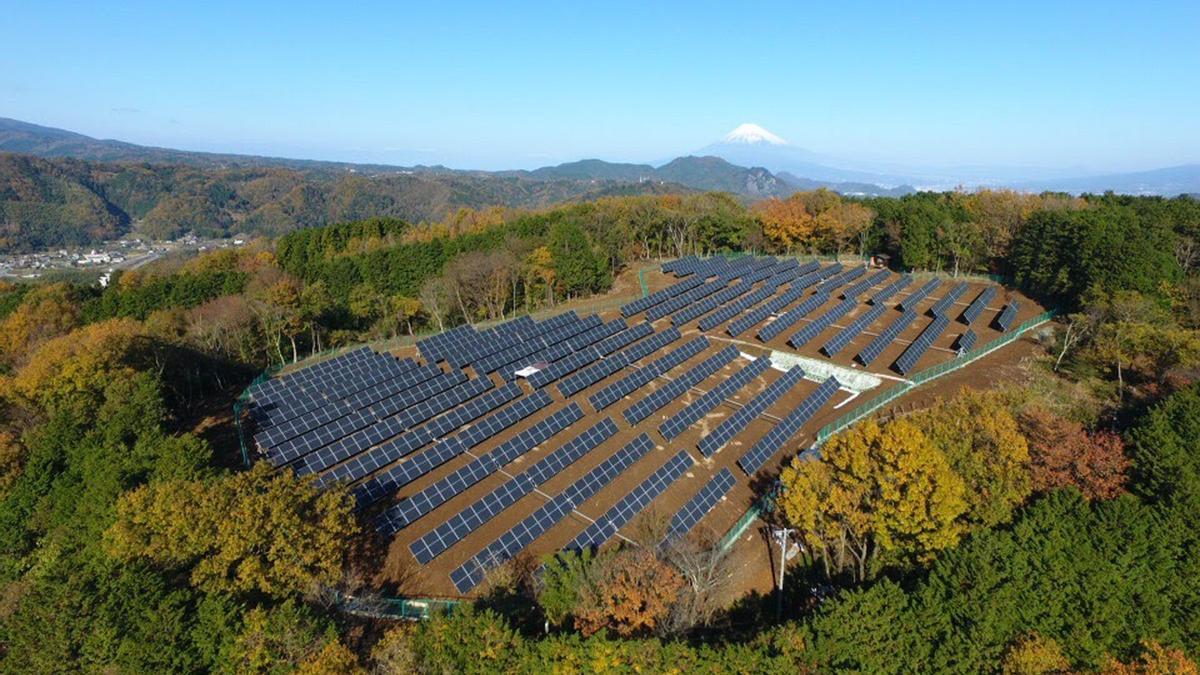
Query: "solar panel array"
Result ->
[[298, 376, 494, 476], [961, 286, 997, 325], [787, 297, 858, 348], [450, 433, 655, 593], [996, 300, 1019, 331], [564, 450, 694, 553], [313, 383, 523, 491], [869, 275, 912, 306], [843, 269, 890, 299], [856, 309, 918, 366], [658, 357, 770, 440], [245, 255, 1030, 596], [929, 282, 968, 317], [666, 468, 736, 540], [738, 376, 842, 476], [351, 390, 553, 508], [893, 315, 950, 374], [408, 417, 619, 564], [623, 345, 739, 425], [590, 335, 705, 411], [726, 282, 812, 337], [823, 304, 887, 357], [620, 276, 703, 317], [757, 292, 830, 341], [898, 278, 942, 312], [698, 366, 806, 457], [375, 403, 585, 534]]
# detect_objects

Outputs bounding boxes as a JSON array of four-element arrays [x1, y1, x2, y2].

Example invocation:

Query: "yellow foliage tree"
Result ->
[[756, 196, 816, 253], [106, 462, 358, 597], [0, 283, 83, 369], [909, 389, 1032, 528], [1001, 633, 1072, 675], [780, 419, 967, 580], [3, 318, 145, 418]]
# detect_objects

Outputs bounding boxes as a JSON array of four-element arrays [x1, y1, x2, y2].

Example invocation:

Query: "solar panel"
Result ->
[[868, 275, 912, 306], [787, 297, 858, 349], [407, 417, 619, 563], [995, 300, 1019, 331], [374, 403, 584, 533], [929, 282, 968, 317], [563, 450, 693, 553], [957, 329, 977, 353], [670, 279, 756, 326], [893, 315, 950, 375], [898, 278, 941, 312], [856, 309, 919, 366], [659, 357, 770, 440], [665, 468, 736, 540], [697, 365, 806, 457], [647, 278, 730, 321], [352, 390, 553, 508], [267, 369, 469, 464], [757, 292, 830, 342], [298, 376, 493, 476], [621, 277, 705, 317], [737, 376, 841, 476], [822, 304, 887, 357], [449, 433, 655, 593], [960, 286, 997, 325], [725, 282, 811, 337], [697, 284, 777, 331], [842, 270, 891, 299], [314, 383, 525, 490], [589, 336, 707, 411], [623, 345, 739, 425]]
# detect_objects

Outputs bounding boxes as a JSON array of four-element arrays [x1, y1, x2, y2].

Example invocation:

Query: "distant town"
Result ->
[[0, 233, 248, 284]]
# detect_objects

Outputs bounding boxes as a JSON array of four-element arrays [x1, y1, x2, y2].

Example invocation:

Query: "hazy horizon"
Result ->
[[2, 0, 1198, 173]]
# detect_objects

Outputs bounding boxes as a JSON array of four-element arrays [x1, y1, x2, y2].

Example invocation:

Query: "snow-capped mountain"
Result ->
[[722, 123, 788, 146], [696, 123, 917, 187]]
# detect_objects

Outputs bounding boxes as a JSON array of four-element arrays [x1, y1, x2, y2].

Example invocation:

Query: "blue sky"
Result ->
[[1, 0, 1197, 171]]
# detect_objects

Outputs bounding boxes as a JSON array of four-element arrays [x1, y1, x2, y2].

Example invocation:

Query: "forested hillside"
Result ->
[[1, 189, 1199, 671], [0, 152, 691, 252]]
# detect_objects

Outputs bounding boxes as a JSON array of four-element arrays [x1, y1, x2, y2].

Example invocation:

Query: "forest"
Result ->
[[1, 188, 1199, 672]]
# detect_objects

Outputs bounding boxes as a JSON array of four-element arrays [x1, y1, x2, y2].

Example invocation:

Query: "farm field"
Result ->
[[244, 255, 1047, 598]]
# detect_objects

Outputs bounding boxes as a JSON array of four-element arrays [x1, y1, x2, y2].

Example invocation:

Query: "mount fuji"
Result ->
[[694, 123, 919, 188]]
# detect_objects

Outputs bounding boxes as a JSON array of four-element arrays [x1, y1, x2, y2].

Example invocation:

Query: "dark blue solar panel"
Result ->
[[450, 433, 655, 593], [564, 450, 693, 553], [408, 417, 618, 563], [898, 278, 942, 312], [995, 300, 1019, 331], [313, 383, 524, 491], [787, 297, 858, 348], [374, 403, 584, 533], [665, 468, 736, 540], [352, 390, 552, 508], [957, 329, 977, 353], [929, 282, 968, 317], [737, 376, 841, 476], [822, 304, 887, 357], [868, 275, 912, 306], [842, 269, 891, 299], [659, 357, 770, 440], [961, 286, 997, 325], [893, 315, 950, 375], [623, 345, 739, 425], [589, 336, 706, 411], [697, 366, 805, 457], [856, 309, 919, 366], [757, 292, 830, 342]]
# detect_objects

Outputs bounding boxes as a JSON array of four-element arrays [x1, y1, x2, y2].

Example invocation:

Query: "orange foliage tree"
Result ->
[[574, 548, 683, 637], [1020, 408, 1129, 500]]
